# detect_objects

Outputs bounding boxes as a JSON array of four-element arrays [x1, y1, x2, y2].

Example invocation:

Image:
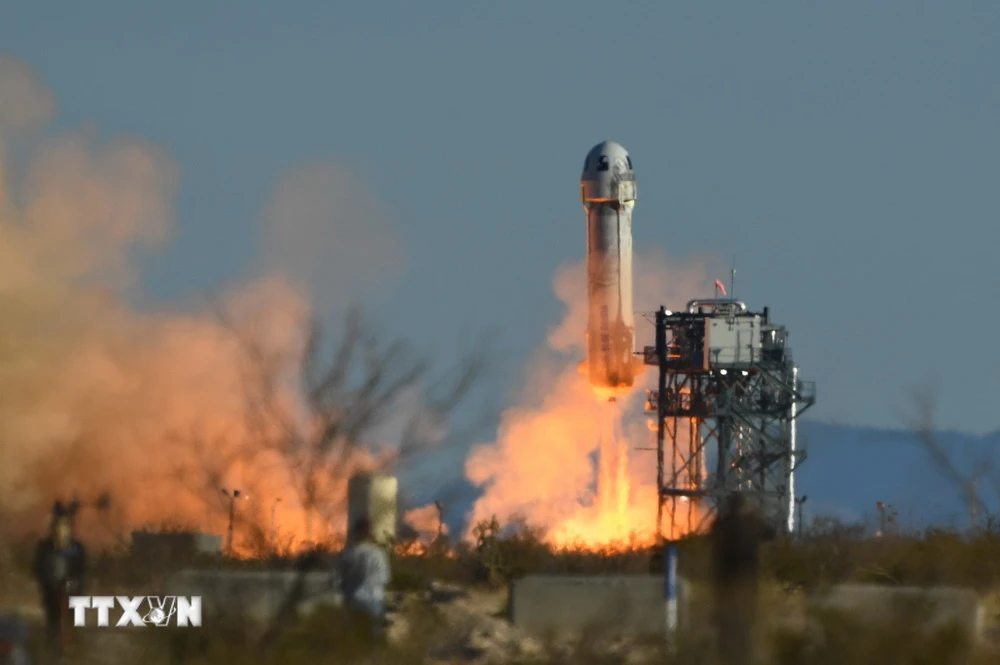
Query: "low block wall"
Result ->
[[165, 569, 342, 624], [509, 574, 691, 638]]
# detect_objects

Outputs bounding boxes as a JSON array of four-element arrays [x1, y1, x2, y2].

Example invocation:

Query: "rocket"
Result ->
[[578, 141, 644, 398]]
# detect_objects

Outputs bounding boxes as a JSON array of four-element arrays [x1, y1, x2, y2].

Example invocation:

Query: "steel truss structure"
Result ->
[[641, 300, 816, 540]]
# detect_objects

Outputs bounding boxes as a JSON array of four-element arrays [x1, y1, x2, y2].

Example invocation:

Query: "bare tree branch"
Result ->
[[205, 300, 486, 550], [906, 384, 990, 527], [208, 304, 488, 653]]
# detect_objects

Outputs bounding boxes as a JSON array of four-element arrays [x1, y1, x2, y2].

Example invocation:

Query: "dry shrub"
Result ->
[[765, 519, 1000, 591], [6, 515, 1000, 663], [767, 604, 979, 665]]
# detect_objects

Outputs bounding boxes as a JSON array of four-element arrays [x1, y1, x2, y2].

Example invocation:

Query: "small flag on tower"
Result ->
[[714, 279, 728, 296]]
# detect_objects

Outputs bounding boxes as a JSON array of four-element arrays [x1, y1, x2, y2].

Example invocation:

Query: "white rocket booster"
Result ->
[[579, 141, 644, 396]]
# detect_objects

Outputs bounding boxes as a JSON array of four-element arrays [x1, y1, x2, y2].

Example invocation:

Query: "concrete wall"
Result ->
[[165, 569, 342, 625], [808, 584, 984, 642], [509, 574, 691, 638], [511, 575, 984, 643], [131, 532, 223, 565], [347, 475, 397, 546]]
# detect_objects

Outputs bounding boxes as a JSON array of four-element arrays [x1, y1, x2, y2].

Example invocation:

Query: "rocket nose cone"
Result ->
[[581, 141, 634, 182], [587, 141, 628, 158]]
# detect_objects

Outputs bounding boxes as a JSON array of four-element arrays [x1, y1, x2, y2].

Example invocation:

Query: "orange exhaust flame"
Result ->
[[457, 251, 722, 552]]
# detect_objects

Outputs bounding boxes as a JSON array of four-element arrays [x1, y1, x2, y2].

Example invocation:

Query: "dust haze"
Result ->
[[0, 56, 415, 547], [256, 161, 406, 315]]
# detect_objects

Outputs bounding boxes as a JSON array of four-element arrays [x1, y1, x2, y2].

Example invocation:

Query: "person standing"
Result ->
[[709, 492, 776, 665], [33, 502, 86, 647], [337, 518, 391, 640]]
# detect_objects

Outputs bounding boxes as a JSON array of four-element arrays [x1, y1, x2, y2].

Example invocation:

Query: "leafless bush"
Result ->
[[205, 305, 489, 651], [908, 385, 998, 531], [154, 305, 487, 552]]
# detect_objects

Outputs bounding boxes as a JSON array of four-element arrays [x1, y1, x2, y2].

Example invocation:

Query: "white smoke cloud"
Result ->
[[256, 161, 406, 315], [0, 54, 423, 549], [0, 57, 55, 134]]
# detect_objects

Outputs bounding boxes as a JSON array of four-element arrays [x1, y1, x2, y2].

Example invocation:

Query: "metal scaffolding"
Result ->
[[642, 300, 816, 540]]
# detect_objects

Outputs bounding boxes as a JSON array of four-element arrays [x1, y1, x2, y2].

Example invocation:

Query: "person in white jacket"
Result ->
[[337, 518, 391, 638]]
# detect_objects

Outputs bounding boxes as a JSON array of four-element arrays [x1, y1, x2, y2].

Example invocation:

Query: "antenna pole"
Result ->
[[730, 258, 736, 300]]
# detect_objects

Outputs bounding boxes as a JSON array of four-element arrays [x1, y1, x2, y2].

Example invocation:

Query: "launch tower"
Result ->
[[642, 299, 816, 539]]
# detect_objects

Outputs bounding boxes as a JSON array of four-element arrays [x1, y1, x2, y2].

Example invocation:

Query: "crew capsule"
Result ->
[[581, 141, 637, 204]]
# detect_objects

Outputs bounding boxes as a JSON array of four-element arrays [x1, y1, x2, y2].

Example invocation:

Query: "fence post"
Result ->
[[665, 541, 678, 650]]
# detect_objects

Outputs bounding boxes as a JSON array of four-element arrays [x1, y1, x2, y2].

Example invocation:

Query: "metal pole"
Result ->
[[664, 541, 678, 651], [435, 500, 444, 541], [271, 498, 281, 546], [970, 476, 979, 531], [222, 488, 240, 557], [227, 498, 235, 556], [655, 307, 668, 542]]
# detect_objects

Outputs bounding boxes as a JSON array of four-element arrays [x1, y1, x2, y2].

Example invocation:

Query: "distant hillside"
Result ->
[[396, 421, 1000, 537], [795, 421, 1000, 529]]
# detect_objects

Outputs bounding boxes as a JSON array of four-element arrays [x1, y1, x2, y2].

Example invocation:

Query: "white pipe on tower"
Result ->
[[787, 364, 799, 533]]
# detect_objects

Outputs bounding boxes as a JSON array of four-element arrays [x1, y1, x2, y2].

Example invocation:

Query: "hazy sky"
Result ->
[[3, 1, 998, 434]]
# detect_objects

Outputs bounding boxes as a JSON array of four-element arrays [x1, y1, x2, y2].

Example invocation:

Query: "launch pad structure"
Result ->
[[641, 299, 816, 540]]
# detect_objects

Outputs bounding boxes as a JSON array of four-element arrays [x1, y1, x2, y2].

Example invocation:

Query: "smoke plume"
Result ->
[[0, 57, 54, 134], [0, 56, 413, 548], [462, 248, 722, 548], [256, 162, 406, 315]]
